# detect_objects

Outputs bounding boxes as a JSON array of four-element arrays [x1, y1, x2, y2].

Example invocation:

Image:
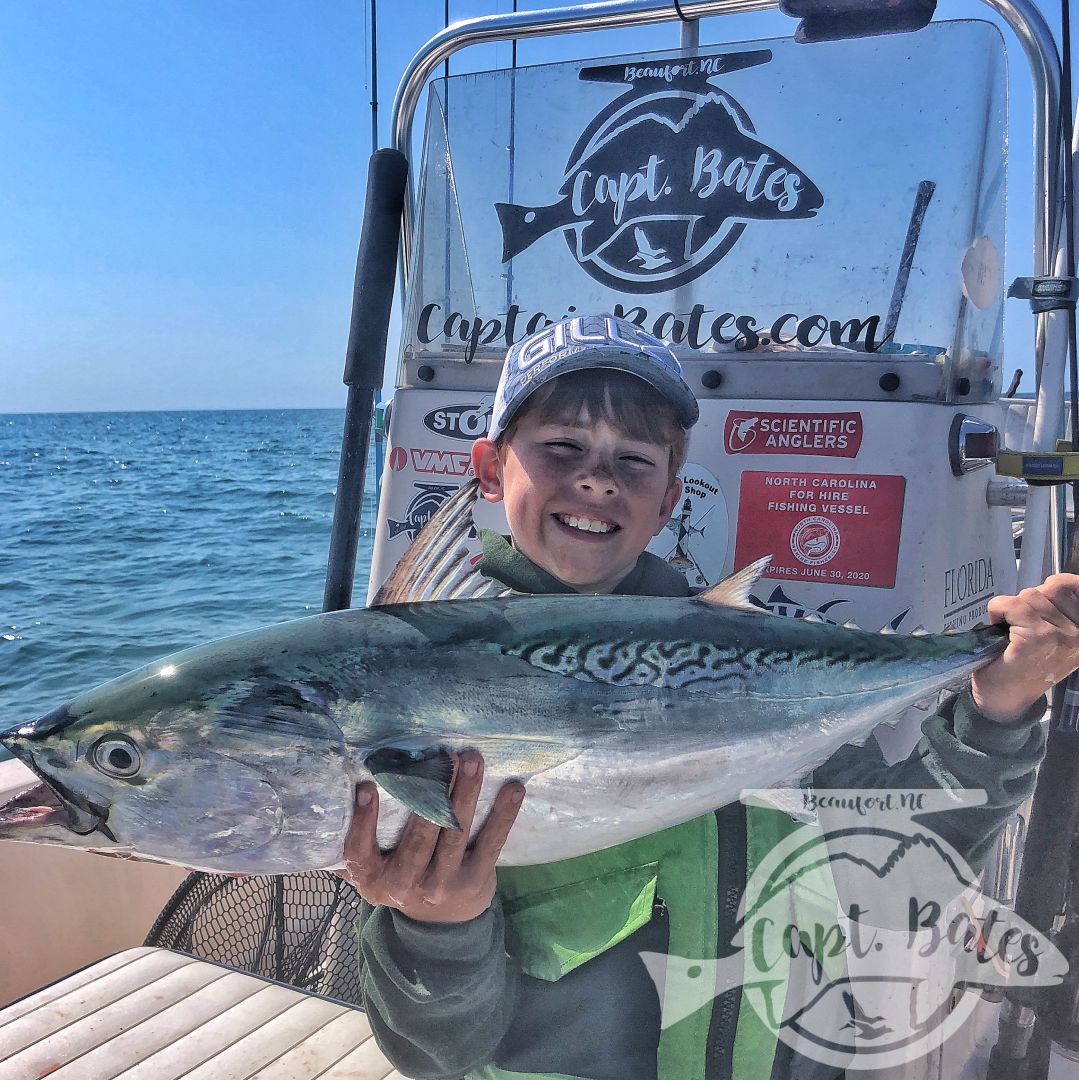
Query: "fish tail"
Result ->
[[387, 520, 412, 540], [965, 622, 1010, 656], [932, 621, 1009, 670], [799, 179, 825, 217], [495, 201, 570, 261]]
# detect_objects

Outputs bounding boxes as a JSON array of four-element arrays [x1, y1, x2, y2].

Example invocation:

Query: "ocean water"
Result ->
[[0, 410, 378, 756]]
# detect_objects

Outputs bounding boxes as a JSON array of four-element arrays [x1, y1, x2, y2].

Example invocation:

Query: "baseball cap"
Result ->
[[488, 314, 700, 441]]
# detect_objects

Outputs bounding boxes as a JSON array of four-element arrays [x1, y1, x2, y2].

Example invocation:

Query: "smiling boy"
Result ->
[[345, 315, 1079, 1080], [470, 316, 695, 597], [476, 388, 679, 594]]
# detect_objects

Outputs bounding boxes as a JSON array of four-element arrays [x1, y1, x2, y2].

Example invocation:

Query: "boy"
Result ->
[[345, 315, 1079, 1079]]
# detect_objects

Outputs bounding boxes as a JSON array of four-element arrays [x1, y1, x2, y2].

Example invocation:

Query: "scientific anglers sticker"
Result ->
[[496, 51, 824, 293], [647, 463, 729, 587], [735, 471, 905, 587], [725, 410, 863, 458]]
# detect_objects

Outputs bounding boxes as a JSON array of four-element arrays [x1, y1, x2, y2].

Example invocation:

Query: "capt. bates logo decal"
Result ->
[[495, 50, 823, 293]]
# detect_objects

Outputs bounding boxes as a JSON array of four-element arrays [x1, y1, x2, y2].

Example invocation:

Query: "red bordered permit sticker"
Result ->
[[735, 471, 905, 587]]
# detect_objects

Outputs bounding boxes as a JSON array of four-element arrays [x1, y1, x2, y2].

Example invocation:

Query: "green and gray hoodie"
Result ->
[[357, 532, 1046, 1080]]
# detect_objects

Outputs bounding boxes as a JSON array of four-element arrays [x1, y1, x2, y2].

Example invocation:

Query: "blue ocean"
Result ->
[[0, 410, 379, 758]]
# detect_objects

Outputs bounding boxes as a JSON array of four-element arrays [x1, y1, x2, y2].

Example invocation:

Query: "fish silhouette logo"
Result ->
[[726, 415, 760, 453], [495, 55, 824, 293], [387, 483, 460, 542]]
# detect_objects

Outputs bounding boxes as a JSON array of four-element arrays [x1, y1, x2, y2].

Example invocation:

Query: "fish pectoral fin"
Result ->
[[364, 747, 461, 830], [695, 555, 773, 611]]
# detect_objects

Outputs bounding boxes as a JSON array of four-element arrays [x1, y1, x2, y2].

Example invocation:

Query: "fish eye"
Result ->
[[90, 734, 143, 779]]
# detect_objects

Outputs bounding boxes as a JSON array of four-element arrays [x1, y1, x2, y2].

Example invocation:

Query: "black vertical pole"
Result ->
[[323, 149, 408, 613], [370, 0, 378, 156]]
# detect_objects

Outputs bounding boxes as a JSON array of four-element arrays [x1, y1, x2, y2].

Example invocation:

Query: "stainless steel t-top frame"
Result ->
[[390, 0, 1062, 287]]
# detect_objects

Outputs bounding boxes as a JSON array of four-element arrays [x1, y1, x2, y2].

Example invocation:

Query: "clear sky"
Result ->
[[0, 0, 1070, 413]]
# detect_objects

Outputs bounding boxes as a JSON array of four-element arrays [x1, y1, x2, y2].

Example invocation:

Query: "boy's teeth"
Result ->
[[559, 514, 614, 534]]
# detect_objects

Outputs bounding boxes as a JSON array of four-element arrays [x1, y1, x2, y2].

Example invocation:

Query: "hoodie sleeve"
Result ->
[[357, 894, 520, 1080], [812, 688, 1047, 873]]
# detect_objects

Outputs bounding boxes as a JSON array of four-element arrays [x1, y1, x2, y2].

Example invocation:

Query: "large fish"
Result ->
[[0, 484, 1005, 874]]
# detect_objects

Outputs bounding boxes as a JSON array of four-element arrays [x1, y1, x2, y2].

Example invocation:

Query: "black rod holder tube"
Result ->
[[323, 149, 408, 614]]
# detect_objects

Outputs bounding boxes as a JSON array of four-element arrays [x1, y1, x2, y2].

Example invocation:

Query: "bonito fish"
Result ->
[[0, 486, 1007, 874]]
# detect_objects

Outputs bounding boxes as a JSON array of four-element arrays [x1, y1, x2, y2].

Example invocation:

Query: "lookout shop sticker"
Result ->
[[735, 471, 905, 587], [647, 463, 729, 588]]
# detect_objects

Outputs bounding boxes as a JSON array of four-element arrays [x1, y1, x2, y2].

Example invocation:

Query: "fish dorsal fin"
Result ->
[[694, 556, 772, 611], [372, 479, 512, 606], [802, 613, 826, 624], [878, 624, 898, 636], [842, 620, 861, 631], [910, 625, 930, 637]]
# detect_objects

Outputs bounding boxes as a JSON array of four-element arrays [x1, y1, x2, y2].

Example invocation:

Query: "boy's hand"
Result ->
[[342, 751, 525, 923], [971, 573, 1079, 723]]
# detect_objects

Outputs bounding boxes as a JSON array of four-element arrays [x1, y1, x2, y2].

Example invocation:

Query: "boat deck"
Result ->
[[0, 947, 399, 1080]]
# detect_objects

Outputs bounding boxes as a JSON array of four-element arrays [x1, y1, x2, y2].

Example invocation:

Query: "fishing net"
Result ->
[[144, 870, 365, 1007]]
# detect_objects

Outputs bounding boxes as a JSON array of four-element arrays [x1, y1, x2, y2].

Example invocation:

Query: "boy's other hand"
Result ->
[[972, 573, 1079, 724], [341, 751, 525, 923]]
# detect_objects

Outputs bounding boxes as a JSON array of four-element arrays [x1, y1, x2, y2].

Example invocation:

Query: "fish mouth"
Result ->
[[1, 724, 117, 843], [0, 781, 71, 831]]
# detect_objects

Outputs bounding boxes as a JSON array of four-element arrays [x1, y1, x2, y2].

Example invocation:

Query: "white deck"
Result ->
[[0, 947, 401, 1080]]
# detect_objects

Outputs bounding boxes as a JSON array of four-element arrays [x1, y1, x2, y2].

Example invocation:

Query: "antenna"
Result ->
[[370, 0, 379, 153]]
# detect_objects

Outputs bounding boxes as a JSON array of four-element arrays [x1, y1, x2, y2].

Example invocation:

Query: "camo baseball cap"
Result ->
[[489, 314, 699, 441]]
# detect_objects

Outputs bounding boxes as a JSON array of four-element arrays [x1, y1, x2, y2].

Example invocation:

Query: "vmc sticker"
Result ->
[[735, 471, 906, 587]]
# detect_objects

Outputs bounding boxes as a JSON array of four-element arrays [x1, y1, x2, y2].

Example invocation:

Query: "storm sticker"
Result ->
[[422, 402, 492, 441], [495, 51, 824, 293]]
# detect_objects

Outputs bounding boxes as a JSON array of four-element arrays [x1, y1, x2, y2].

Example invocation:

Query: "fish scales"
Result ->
[[0, 588, 1007, 872]]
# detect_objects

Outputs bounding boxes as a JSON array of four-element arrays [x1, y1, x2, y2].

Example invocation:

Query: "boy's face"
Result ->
[[472, 404, 682, 593]]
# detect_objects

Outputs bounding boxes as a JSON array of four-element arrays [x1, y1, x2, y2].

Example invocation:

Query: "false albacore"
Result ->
[[0, 484, 1007, 873]]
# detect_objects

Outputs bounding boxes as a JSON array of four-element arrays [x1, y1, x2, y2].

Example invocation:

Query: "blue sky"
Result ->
[[0, 0, 1069, 413]]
